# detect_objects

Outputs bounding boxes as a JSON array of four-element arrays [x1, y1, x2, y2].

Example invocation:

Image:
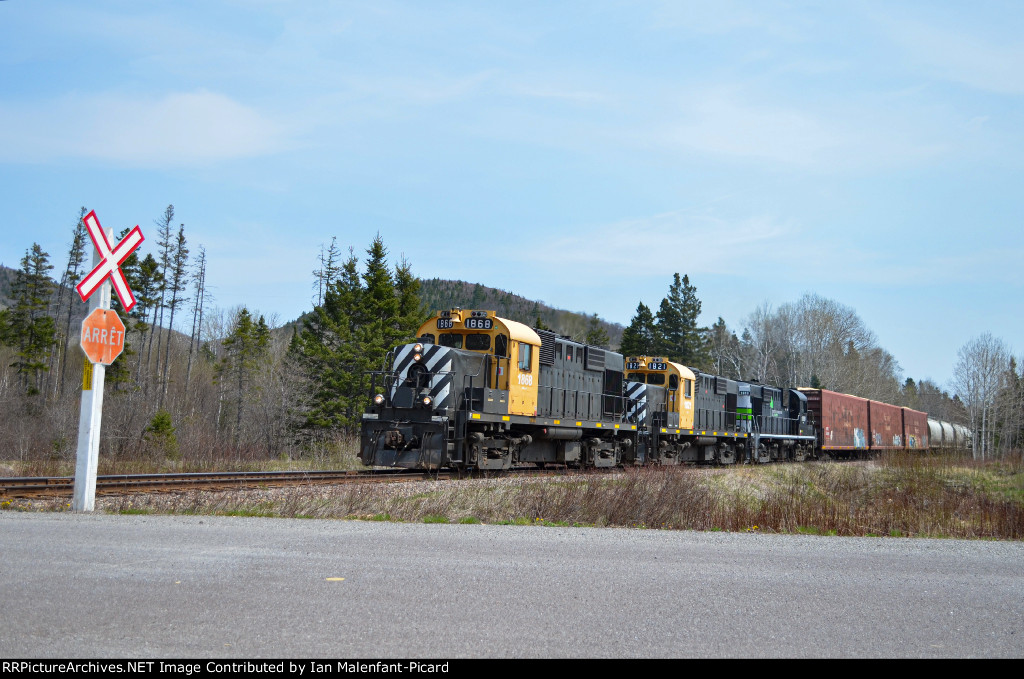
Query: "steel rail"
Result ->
[[0, 466, 561, 500]]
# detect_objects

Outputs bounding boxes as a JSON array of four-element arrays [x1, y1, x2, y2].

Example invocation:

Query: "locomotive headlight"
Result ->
[[413, 353, 422, 362], [373, 394, 385, 405], [422, 396, 433, 407], [413, 343, 423, 353]]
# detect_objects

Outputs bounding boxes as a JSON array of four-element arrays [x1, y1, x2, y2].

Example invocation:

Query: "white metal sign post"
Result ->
[[72, 211, 143, 512], [73, 249, 110, 512]]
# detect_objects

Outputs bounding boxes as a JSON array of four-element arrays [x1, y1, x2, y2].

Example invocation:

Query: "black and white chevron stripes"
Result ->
[[389, 343, 455, 408], [625, 381, 648, 424]]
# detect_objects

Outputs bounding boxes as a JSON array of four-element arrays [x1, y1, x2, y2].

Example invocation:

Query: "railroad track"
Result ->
[[0, 468, 468, 499]]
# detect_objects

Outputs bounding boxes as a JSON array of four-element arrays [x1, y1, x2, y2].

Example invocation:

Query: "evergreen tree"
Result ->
[[293, 237, 426, 437], [130, 253, 163, 384], [50, 207, 88, 397], [902, 377, 919, 408], [394, 255, 428, 341], [160, 224, 189, 406], [358, 235, 400, 371], [293, 248, 365, 435], [107, 226, 150, 391], [654, 273, 709, 367], [708, 316, 743, 378], [217, 307, 270, 447], [4, 244, 57, 393], [146, 205, 175, 383], [470, 283, 485, 308], [185, 245, 210, 396], [618, 302, 658, 357], [312, 237, 342, 307], [585, 314, 610, 347]]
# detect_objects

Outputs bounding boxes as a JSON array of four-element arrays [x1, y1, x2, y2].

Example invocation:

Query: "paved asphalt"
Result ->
[[1, 512, 1021, 659]]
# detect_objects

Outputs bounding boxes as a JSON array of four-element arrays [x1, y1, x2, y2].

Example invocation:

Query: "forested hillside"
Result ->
[[418, 278, 623, 348]]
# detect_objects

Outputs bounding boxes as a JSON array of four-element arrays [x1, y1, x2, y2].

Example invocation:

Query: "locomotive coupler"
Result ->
[[383, 430, 406, 448]]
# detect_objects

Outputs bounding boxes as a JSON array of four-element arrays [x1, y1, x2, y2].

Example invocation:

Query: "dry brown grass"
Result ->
[[7, 453, 1023, 540], [0, 435, 364, 478]]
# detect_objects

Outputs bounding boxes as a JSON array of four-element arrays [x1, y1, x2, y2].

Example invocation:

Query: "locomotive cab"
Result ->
[[416, 309, 539, 416], [624, 357, 700, 464], [360, 308, 633, 471]]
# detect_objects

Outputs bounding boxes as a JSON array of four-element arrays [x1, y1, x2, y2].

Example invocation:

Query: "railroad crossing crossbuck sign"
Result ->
[[73, 209, 144, 513], [75, 210, 144, 311]]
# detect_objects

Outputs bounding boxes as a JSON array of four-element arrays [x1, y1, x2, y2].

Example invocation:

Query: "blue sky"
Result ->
[[1, 1, 1021, 387]]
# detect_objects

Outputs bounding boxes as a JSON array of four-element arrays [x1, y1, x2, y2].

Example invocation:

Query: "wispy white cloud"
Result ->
[[643, 84, 972, 170], [663, 90, 845, 166], [513, 210, 794, 275], [649, 0, 811, 41], [508, 205, 1024, 300], [0, 90, 290, 167], [877, 13, 1024, 95]]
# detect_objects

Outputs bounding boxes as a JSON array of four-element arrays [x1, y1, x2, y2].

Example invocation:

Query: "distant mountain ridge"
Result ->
[[417, 278, 623, 348]]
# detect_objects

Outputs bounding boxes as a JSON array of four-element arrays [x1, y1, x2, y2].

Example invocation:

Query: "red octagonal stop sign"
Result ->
[[80, 308, 126, 365]]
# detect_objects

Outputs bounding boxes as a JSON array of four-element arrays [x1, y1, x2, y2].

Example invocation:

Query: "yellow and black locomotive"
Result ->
[[360, 308, 818, 470], [624, 357, 816, 464], [361, 308, 973, 469], [360, 309, 637, 470]]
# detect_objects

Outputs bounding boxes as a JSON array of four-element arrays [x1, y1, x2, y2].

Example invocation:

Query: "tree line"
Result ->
[[616, 274, 1023, 459], [0, 208, 428, 469], [1, 208, 1021, 468]]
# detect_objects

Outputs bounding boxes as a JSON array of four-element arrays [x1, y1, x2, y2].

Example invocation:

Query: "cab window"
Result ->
[[439, 333, 463, 348], [685, 379, 693, 398], [518, 343, 532, 371], [647, 373, 665, 385], [669, 375, 679, 390], [465, 334, 491, 351], [627, 373, 646, 383]]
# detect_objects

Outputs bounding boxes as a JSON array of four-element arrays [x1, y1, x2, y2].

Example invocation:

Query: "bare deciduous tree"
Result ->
[[951, 333, 1011, 459]]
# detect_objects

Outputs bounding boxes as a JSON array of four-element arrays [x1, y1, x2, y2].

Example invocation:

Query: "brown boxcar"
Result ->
[[902, 408, 929, 450], [799, 389, 869, 452], [868, 400, 904, 450]]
